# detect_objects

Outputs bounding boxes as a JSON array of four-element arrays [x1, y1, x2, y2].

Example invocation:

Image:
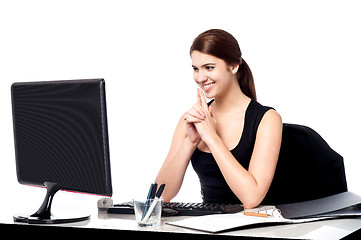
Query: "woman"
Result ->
[[156, 29, 282, 209]]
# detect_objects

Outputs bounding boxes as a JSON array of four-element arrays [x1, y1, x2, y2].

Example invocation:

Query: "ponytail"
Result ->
[[237, 58, 257, 101]]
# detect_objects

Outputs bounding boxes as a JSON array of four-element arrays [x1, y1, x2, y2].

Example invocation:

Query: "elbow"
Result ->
[[161, 188, 177, 203], [162, 193, 174, 203], [242, 201, 260, 210], [240, 194, 265, 209]]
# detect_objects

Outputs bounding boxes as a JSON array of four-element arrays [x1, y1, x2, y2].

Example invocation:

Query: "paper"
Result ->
[[166, 192, 361, 233], [165, 210, 360, 233], [166, 211, 289, 233]]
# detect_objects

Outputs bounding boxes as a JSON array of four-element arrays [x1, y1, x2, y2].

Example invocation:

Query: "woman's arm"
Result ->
[[156, 89, 212, 202], [192, 91, 282, 209], [205, 110, 282, 208], [155, 116, 198, 202]]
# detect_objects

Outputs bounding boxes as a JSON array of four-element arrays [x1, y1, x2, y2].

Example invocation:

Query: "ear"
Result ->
[[230, 64, 239, 75]]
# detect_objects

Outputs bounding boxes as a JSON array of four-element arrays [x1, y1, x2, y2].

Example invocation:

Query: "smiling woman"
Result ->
[[190, 29, 256, 101], [156, 29, 282, 209], [190, 51, 240, 100]]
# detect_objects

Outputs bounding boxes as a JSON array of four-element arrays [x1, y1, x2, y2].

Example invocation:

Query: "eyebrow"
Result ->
[[192, 63, 216, 68]]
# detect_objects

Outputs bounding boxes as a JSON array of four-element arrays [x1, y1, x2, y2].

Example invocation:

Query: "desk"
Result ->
[[1, 205, 361, 239]]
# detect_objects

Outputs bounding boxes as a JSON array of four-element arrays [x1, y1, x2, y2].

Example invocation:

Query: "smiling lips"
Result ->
[[203, 82, 215, 92]]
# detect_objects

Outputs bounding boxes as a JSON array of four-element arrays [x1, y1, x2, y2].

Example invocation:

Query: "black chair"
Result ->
[[263, 123, 347, 205]]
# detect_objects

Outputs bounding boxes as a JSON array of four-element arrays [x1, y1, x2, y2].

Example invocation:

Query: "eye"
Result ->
[[206, 66, 214, 71], [192, 66, 199, 72]]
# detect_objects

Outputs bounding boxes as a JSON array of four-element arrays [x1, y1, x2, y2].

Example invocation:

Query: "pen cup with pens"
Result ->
[[134, 183, 165, 227]]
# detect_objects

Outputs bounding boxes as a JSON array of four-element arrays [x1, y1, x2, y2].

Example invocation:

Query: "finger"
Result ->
[[184, 114, 202, 123], [192, 104, 206, 118], [198, 89, 208, 110], [197, 88, 202, 106], [187, 104, 206, 120], [209, 105, 213, 116]]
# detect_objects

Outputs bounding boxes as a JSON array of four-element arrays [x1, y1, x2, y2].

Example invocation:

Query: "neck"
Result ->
[[213, 87, 250, 113]]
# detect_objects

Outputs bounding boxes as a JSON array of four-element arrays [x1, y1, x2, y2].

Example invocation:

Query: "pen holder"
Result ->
[[133, 197, 163, 227]]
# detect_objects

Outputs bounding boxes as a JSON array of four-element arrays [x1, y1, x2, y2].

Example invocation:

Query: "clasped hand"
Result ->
[[184, 89, 217, 145]]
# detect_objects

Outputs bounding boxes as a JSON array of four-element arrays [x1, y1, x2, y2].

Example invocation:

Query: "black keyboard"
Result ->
[[107, 201, 244, 216]]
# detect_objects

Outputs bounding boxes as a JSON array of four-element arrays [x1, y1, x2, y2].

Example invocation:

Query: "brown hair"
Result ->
[[190, 29, 257, 100]]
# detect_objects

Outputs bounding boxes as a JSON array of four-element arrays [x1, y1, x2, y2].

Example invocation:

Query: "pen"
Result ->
[[141, 183, 155, 221], [151, 182, 158, 199], [244, 212, 270, 218], [141, 184, 166, 223], [156, 184, 165, 198]]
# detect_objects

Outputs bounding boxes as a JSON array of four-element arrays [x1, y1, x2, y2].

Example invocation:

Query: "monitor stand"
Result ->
[[14, 182, 90, 224]]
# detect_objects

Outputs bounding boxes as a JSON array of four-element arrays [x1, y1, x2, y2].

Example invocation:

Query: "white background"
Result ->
[[0, 0, 360, 213]]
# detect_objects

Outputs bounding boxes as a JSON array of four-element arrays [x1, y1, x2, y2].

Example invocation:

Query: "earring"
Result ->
[[232, 69, 237, 74]]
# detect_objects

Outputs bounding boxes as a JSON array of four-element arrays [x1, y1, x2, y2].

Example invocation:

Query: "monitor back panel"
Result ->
[[11, 79, 112, 196]]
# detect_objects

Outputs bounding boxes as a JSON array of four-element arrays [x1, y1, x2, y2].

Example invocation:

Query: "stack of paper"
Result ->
[[166, 191, 361, 233]]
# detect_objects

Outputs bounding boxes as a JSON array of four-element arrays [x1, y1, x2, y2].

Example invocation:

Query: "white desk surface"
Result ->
[[1, 202, 361, 239], [97, 211, 361, 239]]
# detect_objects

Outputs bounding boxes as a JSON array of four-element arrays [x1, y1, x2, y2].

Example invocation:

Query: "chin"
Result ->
[[204, 91, 216, 99]]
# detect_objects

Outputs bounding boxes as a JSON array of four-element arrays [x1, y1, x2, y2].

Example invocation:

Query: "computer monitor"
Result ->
[[11, 78, 112, 224]]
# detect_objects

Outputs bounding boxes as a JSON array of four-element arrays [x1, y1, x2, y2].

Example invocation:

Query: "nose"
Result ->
[[195, 69, 208, 84]]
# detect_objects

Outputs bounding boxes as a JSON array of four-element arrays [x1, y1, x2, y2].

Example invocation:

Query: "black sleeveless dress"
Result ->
[[190, 99, 273, 204], [190, 99, 347, 205]]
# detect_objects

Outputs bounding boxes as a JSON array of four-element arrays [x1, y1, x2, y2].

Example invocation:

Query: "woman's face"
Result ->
[[191, 51, 237, 99]]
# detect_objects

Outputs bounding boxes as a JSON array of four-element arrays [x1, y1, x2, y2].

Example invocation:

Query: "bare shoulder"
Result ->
[[263, 109, 282, 124], [258, 109, 283, 136]]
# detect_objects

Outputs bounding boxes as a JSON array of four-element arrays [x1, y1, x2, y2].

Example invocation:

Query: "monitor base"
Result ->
[[13, 213, 90, 224], [13, 182, 90, 224]]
